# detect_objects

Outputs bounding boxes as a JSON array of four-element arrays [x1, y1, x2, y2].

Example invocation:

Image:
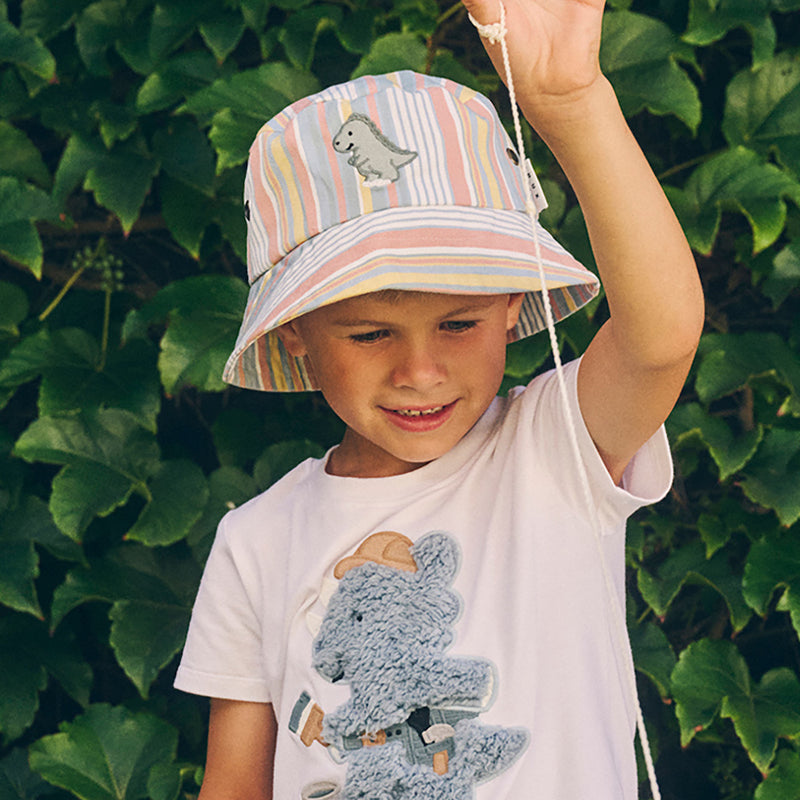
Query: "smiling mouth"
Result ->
[[393, 406, 446, 417]]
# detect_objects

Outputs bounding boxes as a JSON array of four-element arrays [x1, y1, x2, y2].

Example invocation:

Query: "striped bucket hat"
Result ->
[[224, 70, 599, 392]]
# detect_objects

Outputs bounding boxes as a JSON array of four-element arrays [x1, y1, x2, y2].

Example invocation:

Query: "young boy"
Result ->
[[174, 1, 704, 798]]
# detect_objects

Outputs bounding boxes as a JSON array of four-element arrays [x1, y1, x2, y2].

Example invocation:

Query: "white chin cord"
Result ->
[[468, 5, 662, 799]]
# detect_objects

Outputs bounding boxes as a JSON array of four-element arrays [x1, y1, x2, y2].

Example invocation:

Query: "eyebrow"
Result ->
[[330, 300, 496, 328]]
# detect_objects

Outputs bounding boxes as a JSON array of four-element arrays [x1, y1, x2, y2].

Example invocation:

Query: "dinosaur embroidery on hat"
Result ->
[[332, 114, 418, 188]]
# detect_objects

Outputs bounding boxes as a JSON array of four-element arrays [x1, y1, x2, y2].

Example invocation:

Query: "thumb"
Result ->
[[461, 0, 504, 27]]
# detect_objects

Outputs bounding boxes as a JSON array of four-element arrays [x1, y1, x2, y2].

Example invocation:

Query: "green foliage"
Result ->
[[0, 1, 799, 798]]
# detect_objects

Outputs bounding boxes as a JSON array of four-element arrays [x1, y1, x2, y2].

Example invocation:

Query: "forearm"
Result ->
[[522, 78, 704, 368]]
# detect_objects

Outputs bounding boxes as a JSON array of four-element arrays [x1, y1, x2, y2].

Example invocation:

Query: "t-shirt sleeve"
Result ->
[[518, 356, 673, 530], [174, 515, 272, 702]]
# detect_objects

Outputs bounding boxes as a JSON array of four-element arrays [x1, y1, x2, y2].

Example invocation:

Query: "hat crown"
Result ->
[[244, 71, 527, 286]]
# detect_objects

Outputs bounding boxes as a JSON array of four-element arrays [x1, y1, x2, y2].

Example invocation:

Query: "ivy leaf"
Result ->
[[125, 459, 209, 547], [351, 32, 428, 78], [122, 276, 247, 393], [179, 61, 320, 121], [135, 51, 218, 114], [186, 465, 258, 564], [0, 176, 61, 277], [49, 544, 199, 695], [671, 639, 800, 772], [0, 18, 56, 80], [19, 0, 91, 40], [0, 537, 40, 618], [683, 0, 776, 67], [0, 329, 161, 431], [600, 10, 700, 131], [279, 5, 343, 70], [637, 540, 752, 632], [0, 121, 50, 187], [667, 402, 763, 481], [0, 614, 91, 743], [694, 332, 800, 403], [744, 530, 800, 640], [207, 108, 262, 172], [108, 601, 191, 698], [0, 281, 28, 337], [723, 52, 800, 177], [666, 147, 800, 255], [29, 704, 178, 800], [151, 117, 215, 195], [0, 748, 50, 800], [50, 461, 133, 542], [764, 241, 800, 309], [74, 0, 124, 76], [740, 428, 800, 526], [628, 617, 676, 698], [199, 7, 245, 63], [254, 439, 326, 491], [755, 749, 800, 800]]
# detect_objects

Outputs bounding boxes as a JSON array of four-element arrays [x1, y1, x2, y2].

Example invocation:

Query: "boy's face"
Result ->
[[277, 290, 523, 478]]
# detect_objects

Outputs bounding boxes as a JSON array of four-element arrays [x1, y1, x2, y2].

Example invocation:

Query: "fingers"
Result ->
[[461, 0, 504, 28]]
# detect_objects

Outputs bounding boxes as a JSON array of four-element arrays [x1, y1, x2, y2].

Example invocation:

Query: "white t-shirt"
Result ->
[[175, 359, 672, 799]]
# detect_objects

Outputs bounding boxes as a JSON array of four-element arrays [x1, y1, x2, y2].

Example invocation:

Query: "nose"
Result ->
[[390, 338, 446, 391]]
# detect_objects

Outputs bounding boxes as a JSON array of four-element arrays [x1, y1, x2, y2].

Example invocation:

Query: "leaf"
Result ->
[[0, 177, 61, 277], [0, 18, 56, 80], [3, 494, 84, 564], [637, 540, 752, 631], [83, 142, 160, 234], [351, 32, 428, 78], [179, 61, 320, 121], [667, 402, 763, 480], [600, 10, 701, 131], [0, 538, 40, 617], [684, 0, 776, 67], [135, 51, 219, 114], [207, 108, 262, 172], [186, 465, 258, 564], [151, 117, 215, 195], [0, 121, 50, 187], [279, 5, 343, 70], [740, 427, 800, 526], [665, 147, 800, 255], [0, 329, 161, 430], [723, 52, 800, 176], [19, 0, 90, 40], [13, 408, 159, 490], [125, 460, 208, 547], [125, 276, 248, 393], [75, 0, 124, 76], [199, 7, 245, 63], [694, 332, 800, 403], [765, 241, 800, 309], [671, 638, 800, 772], [0, 617, 47, 742], [0, 748, 50, 800], [755, 749, 800, 800], [50, 461, 133, 541], [253, 439, 326, 491], [0, 281, 28, 337], [504, 331, 552, 380], [29, 704, 178, 800], [743, 530, 800, 640], [628, 617, 676, 698], [109, 601, 191, 698]]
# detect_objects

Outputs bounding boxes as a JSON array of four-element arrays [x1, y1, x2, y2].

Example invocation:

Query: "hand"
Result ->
[[461, 0, 606, 123]]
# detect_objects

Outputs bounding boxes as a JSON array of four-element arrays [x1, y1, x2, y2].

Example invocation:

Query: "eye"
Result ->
[[351, 610, 363, 622], [349, 329, 389, 344], [441, 320, 477, 333]]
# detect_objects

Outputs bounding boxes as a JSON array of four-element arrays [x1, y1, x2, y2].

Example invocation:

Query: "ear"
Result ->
[[275, 320, 308, 357], [506, 293, 524, 331]]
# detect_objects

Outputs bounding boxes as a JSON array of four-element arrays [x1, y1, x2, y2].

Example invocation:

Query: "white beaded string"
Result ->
[[468, 5, 662, 799]]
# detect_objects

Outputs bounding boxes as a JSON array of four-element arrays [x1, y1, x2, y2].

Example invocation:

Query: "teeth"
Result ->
[[395, 406, 444, 417]]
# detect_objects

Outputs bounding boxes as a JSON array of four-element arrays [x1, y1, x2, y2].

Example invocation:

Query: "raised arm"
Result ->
[[463, 0, 705, 483]]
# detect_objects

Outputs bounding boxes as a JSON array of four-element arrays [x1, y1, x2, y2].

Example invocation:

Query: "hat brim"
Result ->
[[224, 205, 599, 391]]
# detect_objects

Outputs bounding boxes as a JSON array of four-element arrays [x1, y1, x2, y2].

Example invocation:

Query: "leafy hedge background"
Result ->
[[1, 0, 800, 798]]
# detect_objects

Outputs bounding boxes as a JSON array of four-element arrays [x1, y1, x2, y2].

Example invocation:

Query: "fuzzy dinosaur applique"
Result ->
[[332, 114, 417, 187], [291, 531, 529, 799]]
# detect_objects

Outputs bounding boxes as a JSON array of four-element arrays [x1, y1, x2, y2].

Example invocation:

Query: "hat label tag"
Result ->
[[332, 113, 418, 188], [524, 159, 548, 215]]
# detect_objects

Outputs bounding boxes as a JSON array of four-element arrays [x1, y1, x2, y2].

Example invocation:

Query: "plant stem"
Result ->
[[436, 0, 464, 25], [98, 287, 111, 372], [39, 266, 86, 321]]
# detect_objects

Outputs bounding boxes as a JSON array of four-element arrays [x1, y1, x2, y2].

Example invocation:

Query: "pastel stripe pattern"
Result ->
[[228, 71, 600, 391]]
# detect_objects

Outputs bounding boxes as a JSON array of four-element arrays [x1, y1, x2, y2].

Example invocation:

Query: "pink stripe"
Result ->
[[249, 139, 282, 271], [318, 101, 348, 224], [284, 119, 318, 240], [438, 94, 471, 205]]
